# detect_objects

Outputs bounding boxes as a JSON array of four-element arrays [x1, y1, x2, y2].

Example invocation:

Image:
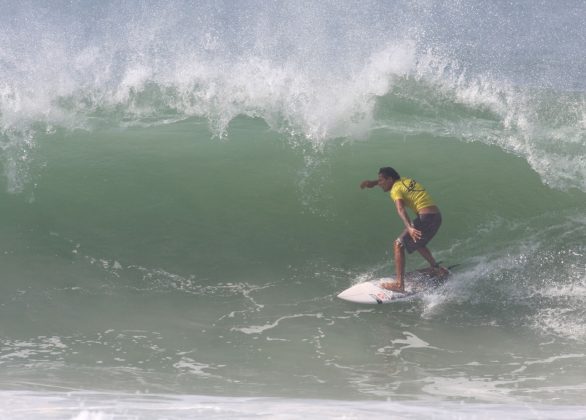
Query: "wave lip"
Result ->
[[2, 46, 585, 193]]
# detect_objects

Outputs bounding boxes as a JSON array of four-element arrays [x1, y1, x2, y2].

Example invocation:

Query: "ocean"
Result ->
[[0, 1, 585, 418]]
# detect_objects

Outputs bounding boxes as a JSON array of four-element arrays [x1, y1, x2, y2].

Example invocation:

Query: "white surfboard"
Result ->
[[337, 267, 451, 304]]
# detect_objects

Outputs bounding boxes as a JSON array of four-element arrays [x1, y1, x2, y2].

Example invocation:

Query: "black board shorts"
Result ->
[[397, 213, 442, 254]]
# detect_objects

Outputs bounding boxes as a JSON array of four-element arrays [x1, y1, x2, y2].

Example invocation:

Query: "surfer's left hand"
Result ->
[[408, 226, 422, 242]]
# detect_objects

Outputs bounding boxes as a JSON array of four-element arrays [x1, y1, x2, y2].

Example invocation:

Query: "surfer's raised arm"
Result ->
[[360, 180, 378, 189]]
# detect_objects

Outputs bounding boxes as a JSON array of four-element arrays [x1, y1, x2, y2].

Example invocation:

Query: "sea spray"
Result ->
[[1, 1, 585, 191]]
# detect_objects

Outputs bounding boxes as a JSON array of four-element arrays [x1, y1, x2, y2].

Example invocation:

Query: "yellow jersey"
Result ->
[[390, 177, 436, 213]]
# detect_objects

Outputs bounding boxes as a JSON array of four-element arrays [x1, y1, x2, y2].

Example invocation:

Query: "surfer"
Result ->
[[360, 167, 447, 292]]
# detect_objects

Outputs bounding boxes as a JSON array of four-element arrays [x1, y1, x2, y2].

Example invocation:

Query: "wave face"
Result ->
[[0, 1, 585, 414]]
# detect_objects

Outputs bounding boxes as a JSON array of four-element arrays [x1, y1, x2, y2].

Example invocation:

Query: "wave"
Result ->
[[1, 2, 585, 192], [1, 2, 586, 407]]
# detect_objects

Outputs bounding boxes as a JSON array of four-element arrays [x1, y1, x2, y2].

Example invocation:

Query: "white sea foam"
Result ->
[[1, 390, 585, 420], [377, 331, 440, 356], [232, 313, 324, 335]]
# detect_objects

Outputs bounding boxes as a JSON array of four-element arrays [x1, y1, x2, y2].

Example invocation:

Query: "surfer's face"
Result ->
[[377, 173, 394, 192]]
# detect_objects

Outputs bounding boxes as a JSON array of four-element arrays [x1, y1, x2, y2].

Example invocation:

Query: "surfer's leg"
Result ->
[[381, 240, 406, 291], [381, 240, 406, 292], [394, 240, 405, 289], [417, 246, 437, 267], [417, 246, 449, 276], [412, 214, 446, 274]]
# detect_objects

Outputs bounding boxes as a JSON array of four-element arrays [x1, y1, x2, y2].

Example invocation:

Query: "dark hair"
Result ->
[[378, 167, 400, 180]]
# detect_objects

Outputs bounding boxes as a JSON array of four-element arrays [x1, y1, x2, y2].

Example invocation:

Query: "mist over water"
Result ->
[[0, 1, 585, 418]]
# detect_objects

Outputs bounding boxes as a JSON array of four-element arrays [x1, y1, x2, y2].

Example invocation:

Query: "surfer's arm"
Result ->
[[360, 180, 378, 189], [394, 199, 422, 241]]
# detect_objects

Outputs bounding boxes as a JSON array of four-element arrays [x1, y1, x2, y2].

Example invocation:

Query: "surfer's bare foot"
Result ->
[[381, 281, 404, 292]]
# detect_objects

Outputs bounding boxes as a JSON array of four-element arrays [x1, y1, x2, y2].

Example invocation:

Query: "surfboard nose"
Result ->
[[336, 289, 356, 302], [337, 283, 383, 304]]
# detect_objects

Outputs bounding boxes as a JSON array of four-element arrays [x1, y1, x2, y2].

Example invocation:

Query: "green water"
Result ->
[[0, 117, 584, 403]]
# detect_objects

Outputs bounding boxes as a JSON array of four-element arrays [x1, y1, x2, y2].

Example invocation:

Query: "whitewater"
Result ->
[[0, 1, 585, 418]]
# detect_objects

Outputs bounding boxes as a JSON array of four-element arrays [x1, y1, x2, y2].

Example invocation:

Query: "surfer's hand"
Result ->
[[360, 180, 377, 189], [408, 226, 422, 242]]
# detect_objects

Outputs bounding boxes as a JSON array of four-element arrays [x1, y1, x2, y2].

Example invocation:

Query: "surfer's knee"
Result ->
[[394, 239, 404, 251]]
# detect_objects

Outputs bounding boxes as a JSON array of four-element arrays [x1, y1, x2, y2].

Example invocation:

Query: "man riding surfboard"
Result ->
[[361, 167, 448, 292]]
